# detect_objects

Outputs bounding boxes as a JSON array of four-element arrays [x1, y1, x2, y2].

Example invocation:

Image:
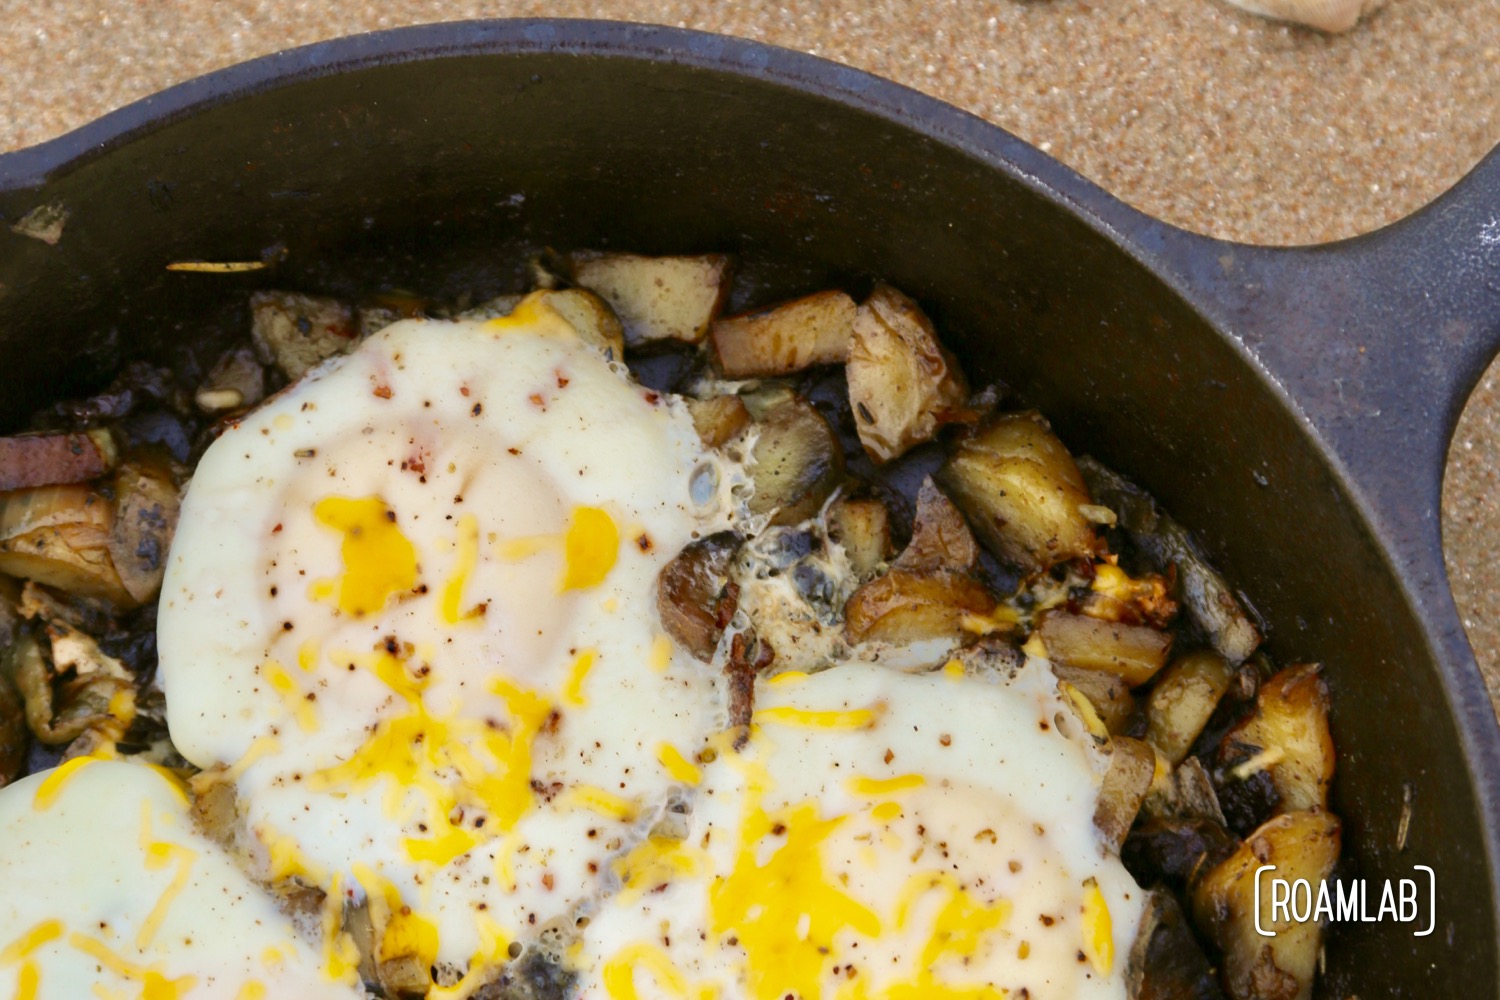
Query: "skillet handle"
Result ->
[[1124, 145, 1500, 735], [1136, 144, 1500, 606]]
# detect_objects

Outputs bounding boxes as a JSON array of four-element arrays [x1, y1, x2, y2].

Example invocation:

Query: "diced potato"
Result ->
[[711, 290, 857, 377], [567, 251, 730, 346], [1037, 611, 1173, 687], [1145, 650, 1235, 764], [105, 457, 181, 605], [656, 533, 741, 662], [685, 394, 752, 449], [195, 347, 266, 414], [1052, 664, 1137, 735], [4, 629, 132, 746], [1094, 736, 1159, 852], [1078, 456, 1261, 664], [0, 484, 134, 606], [1191, 810, 1341, 1000], [938, 411, 1099, 575], [377, 954, 431, 997], [825, 496, 892, 579], [1143, 756, 1229, 826], [892, 478, 979, 574], [1222, 663, 1334, 813], [0, 429, 117, 492], [541, 288, 626, 361], [846, 284, 969, 463], [747, 398, 845, 527], [843, 568, 995, 645], [250, 291, 358, 381]]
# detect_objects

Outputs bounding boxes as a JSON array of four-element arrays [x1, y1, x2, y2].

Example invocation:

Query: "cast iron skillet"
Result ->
[[0, 19, 1495, 997]]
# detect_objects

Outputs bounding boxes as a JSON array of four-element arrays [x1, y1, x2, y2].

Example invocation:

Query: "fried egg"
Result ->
[[0, 757, 365, 999], [157, 297, 740, 987], [576, 657, 1146, 1000]]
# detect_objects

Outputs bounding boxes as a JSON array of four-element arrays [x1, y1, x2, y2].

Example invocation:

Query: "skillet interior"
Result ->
[[0, 34, 1491, 996]]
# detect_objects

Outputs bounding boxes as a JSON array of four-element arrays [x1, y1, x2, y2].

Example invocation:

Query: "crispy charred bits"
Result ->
[[725, 631, 774, 743]]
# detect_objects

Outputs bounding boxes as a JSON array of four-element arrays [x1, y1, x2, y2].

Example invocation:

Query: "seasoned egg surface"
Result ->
[[577, 657, 1146, 1000], [158, 302, 738, 983], [0, 758, 365, 998]]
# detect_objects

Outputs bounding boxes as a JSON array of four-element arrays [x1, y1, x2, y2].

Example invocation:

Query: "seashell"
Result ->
[[1218, 0, 1386, 33]]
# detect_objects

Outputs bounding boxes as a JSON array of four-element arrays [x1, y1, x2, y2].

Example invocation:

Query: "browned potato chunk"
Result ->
[[0, 429, 117, 492], [686, 394, 752, 449], [1094, 735, 1159, 852], [825, 496, 892, 579], [541, 288, 626, 360], [0, 484, 134, 605], [1223, 663, 1334, 813], [656, 533, 741, 661], [843, 568, 995, 645], [711, 290, 857, 377], [1052, 664, 1137, 735], [250, 290, 358, 380], [1038, 611, 1173, 687], [106, 457, 181, 605], [892, 478, 979, 574], [1192, 810, 1341, 1000], [1145, 650, 1235, 764], [939, 411, 1099, 575], [747, 398, 844, 527], [568, 251, 730, 346], [846, 284, 969, 463]]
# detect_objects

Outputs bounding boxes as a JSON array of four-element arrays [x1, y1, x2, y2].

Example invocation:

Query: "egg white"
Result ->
[[157, 301, 740, 982], [576, 657, 1147, 1000], [0, 758, 366, 999]]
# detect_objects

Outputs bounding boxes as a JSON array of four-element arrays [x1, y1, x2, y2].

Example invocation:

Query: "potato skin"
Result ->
[[1191, 810, 1341, 1000], [842, 568, 995, 645], [0, 429, 117, 492], [746, 398, 845, 527], [1145, 650, 1235, 765], [567, 252, 730, 346], [825, 496, 892, 580], [1037, 610, 1173, 687], [711, 290, 856, 378], [846, 284, 969, 463], [656, 533, 741, 661], [893, 478, 980, 574], [1094, 736, 1159, 852], [939, 411, 1098, 575], [685, 394, 752, 449], [1220, 663, 1334, 813]]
